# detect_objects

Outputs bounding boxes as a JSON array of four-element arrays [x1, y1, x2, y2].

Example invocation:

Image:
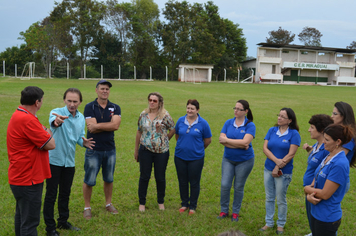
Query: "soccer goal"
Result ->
[[21, 62, 36, 80], [185, 68, 202, 84]]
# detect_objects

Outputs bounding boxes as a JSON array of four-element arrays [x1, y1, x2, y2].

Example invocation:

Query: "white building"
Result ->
[[178, 64, 213, 82], [255, 43, 356, 85]]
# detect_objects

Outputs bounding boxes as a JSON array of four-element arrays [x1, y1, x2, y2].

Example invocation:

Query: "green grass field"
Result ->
[[1, 77, 355, 236]]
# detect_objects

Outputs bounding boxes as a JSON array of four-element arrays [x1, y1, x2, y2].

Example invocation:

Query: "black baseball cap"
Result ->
[[96, 80, 112, 88]]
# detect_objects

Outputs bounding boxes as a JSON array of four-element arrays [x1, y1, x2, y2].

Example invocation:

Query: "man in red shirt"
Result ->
[[7, 86, 56, 236]]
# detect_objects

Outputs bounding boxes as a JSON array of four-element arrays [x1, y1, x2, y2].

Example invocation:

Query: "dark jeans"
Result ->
[[311, 215, 341, 236], [138, 145, 169, 205], [174, 156, 204, 210], [10, 183, 43, 236], [43, 165, 75, 232], [305, 197, 312, 231]]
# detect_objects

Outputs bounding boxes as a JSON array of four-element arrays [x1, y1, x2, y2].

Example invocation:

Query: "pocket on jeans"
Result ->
[[85, 149, 96, 157]]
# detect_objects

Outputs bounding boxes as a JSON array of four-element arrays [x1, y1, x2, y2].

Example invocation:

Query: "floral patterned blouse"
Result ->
[[137, 110, 175, 153]]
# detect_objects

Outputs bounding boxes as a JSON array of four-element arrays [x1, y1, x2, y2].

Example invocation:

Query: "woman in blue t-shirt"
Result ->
[[302, 114, 333, 235], [217, 100, 255, 222], [304, 124, 353, 236], [331, 102, 356, 193], [259, 108, 301, 235], [174, 99, 212, 215], [331, 102, 356, 165]]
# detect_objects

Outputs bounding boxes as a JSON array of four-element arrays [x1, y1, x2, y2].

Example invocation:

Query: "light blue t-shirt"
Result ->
[[175, 114, 212, 161], [264, 126, 301, 174], [221, 117, 256, 162], [311, 151, 349, 222], [49, 106, 85, 167]]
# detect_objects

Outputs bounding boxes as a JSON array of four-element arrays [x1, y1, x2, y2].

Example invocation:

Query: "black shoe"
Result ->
[[47, 230, 60, 236], [57, 222, 81, 231]]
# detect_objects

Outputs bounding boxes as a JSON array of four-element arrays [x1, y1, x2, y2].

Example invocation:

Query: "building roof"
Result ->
[[257, 43, 356, 54]]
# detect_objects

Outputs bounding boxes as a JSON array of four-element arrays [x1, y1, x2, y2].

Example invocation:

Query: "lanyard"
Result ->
[[314, 151, 341, 188]]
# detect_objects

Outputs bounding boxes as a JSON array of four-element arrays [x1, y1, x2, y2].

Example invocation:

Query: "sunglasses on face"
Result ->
[[149, 99, 158, 103]]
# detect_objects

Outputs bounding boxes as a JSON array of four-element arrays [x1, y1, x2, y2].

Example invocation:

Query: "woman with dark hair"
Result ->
[[304, 124, 352, 236], [134, 92, 175, 212], [331, 101, 356, 194], [174, 99, 212, 215], [331, 101, 356, 166], [217, 100, 255, 222], [259, 108, 301, 234], [302, 114, 334, 236]]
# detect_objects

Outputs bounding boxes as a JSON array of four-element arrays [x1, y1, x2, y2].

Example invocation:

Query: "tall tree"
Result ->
[[162, 0, 246, 81], [214, 19, 247, 80], [162, 0, 192, 80], [298, 26, 323, 46], [91, 32, 124, 78], [127, 0, 161, 79], [104, 0, 131, 63], [266, 26, 295, 44], [19, 18, 60, 76], [53, 0, 106, 77], [190, 2, 225, 64]]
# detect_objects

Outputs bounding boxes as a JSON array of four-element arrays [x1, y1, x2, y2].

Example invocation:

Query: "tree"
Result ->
[[214, 19, 246, 80], [53, 0, 106, 77], [127, 0, 161, 79], [19, 18, 59, 76], [189, 2, 225, 64], [162, 0, 246, 81], [104, 0, 131, 63], [266, 26, 295, 44], [298, 27, 323, 46], [162, 0, 193, 80], [0, 45, 34, 76], [91, 32, 124, 78], [347, 41, 356, 49]]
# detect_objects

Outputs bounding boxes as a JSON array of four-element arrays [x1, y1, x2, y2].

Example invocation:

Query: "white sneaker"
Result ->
[[304, 233, 312, 236]]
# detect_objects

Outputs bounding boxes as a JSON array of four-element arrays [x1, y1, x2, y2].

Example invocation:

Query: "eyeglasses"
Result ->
[[332, 112, 339, 116], [277, 114, 289, 119], [186, 125, 192, 133], [233, 107, 245, 111], [149, 99, 158, 103]]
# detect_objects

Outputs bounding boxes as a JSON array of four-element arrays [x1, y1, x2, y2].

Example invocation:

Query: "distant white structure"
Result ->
[[21, 62, 36, 80], [178, 64, 213, 83], [255, 43, 356, 85]]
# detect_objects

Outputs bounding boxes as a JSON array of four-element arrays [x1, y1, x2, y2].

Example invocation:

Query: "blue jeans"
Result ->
[[174, 156, 204, 210], [264, 168, 292, 228], [84, 149, 116, 186], [220, 157, 254, 214]]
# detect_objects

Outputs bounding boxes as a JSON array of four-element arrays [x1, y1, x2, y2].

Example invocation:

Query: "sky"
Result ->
[[1, 0, 356, 57]]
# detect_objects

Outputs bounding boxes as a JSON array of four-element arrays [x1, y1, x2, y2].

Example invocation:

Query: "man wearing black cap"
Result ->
[[82, 80, 121, 219]]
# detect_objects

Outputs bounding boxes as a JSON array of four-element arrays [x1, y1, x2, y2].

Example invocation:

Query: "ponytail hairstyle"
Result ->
[[237, 99, 253, 122], [280, 107, 299, 131], [324, 124, 356, 167]]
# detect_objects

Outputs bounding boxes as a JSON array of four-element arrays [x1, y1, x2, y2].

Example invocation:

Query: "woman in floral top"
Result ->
[[134, 92, 175, 212]]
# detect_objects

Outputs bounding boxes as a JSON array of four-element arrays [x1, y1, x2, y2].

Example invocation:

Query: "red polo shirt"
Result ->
[[7, 106, 52, 185]]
